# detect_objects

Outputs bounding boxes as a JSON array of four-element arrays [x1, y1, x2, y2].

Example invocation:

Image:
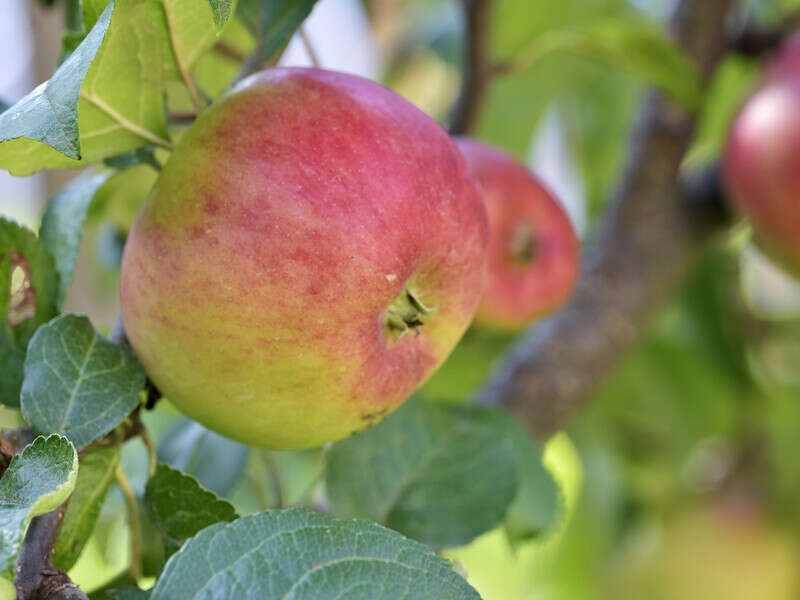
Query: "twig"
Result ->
[[139, 426, 157, 479], [299, 27, 321, 68], [448, 0, 493, 135], [477, 0, 735, 437], [114, 465, 142, 583], [15, 504, 87, 600], [214, 41, 246, 62]]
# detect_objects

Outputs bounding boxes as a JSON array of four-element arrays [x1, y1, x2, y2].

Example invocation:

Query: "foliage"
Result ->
[[1, 0, 798, 598]]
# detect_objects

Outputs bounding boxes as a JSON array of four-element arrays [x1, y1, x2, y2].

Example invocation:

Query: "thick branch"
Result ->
[[15, 505, 87, 600], [448, 0, 493, 135], [477, 0, 735, 437]]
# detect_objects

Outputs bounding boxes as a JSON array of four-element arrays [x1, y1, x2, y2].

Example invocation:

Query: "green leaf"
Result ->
[[53, 445, 120, 571], [157, 419, 249, 497], [206, 0, 233, 29], [150, 509, 480, 600], [154, 0, 218, 97], [238, 0, 320, 61], [0, 219, 58, 408], [0, 4, 112, 175], [82, 0, 112, 31], [109, 589, 151, 600], [500, 415, 562, 544], [0, 435, 78, 574], [326, 398, 518, 549], [20, 314, 145, 450], [146, 463, 238, 550], [39, 172, 113, 307], [76, 0, 172, 165], [103, 146, 160, 170], [508, 18, 703, 111]]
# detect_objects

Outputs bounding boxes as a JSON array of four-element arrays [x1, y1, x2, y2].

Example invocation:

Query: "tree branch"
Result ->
[[448, 0, 493, 135], [15, 505, 87, 600], [477, 0, 736, 437]]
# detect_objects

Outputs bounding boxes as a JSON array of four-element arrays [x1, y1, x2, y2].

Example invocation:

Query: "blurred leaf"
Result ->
[[149, 509, 481, 600], [421, 328, 515, 402], [88, 164, 158, 230], [238, 0, 320, 61], [145, 463, 237, 552], [83, 0, 112, 30], [53, 445, 120, 570], [103, 146, 160, 170], [39, 172, 113, 307], [500, 415, 563, 544], [95, 223, 127, 271], [21, 314, 145, 450], [507, 18, 702, 111], [0, 435, 78, 575], [326, 398, 517, 549], [688, 55, 760, 164], [157, 419, 249, 497], [0, 4, 112, 175], [108, 589, 150, 600], [0, 219, 58, 408]]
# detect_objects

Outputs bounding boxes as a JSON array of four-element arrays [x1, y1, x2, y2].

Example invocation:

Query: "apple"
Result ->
[[120, 68, 488, 449], [454, 138, 579, 330], [724, 35, 800, 275]]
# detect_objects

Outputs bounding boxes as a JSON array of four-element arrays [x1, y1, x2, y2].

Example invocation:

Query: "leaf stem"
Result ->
[[80, 91, 174, 150], [140, 425, 157, 478], [299, 27, 321, 68], [115, 464, 142, 582]]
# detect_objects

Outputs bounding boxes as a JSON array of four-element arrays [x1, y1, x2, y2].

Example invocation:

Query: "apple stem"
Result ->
[[384, 288, 437, 340]]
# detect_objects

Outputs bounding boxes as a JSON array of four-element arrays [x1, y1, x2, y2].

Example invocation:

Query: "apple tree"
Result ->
[[0, 0, 798, 598]]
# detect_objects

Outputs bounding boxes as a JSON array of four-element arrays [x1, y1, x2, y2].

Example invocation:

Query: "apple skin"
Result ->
[[724, 35, 800, 275], [454, 138, 579, 330], [120, 68, 488, 449]]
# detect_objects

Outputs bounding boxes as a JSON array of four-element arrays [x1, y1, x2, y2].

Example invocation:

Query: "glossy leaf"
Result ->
[[0, 435, 78, 574]]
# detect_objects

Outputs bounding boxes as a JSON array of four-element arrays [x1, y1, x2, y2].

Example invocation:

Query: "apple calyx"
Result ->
[[510, 223, 537, 267], [384, 288, 438, 339]]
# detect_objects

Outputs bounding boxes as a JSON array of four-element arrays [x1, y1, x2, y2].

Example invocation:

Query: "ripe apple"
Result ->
[[454, 137, 579, 330], [121, 68, 488, 449], [724, 35, 800, 275]]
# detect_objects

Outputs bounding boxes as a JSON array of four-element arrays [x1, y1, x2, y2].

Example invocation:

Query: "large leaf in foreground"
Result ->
[[21, 314, 145, 450], [150, 509, 480, 600], [326, 398, 517, 549], [0, 4, 113, 175], [0, 435, 78, 574]]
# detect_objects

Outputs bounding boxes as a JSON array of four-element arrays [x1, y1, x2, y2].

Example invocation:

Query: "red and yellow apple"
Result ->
[[724, 33, 800, 275], [454, 137, 579, 330], [121, 68, 488, 449]]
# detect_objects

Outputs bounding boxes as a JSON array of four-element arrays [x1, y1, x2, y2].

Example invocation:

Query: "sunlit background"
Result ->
[[5, 0, 800, 598]]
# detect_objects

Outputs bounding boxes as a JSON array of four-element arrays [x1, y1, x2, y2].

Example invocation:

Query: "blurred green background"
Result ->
[[5, 0, 800, 597]]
